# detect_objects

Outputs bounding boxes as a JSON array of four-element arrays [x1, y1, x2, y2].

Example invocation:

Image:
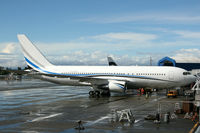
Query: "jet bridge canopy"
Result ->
[[158, 56, 200, 71], [158, 57, 176, 66]]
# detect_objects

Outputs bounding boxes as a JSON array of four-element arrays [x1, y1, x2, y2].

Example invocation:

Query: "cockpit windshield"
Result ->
[[183, 72, 191, 75]]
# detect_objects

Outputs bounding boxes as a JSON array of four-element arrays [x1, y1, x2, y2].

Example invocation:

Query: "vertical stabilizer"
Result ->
[[107, 56, 117, 66], [17, 34, 53, 72]]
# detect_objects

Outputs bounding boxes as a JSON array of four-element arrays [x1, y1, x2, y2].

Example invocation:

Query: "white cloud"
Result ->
[[172, 48, 200, 63], [48, 50, 108, 65], [91, 32, 157, 42], [145, 28, 200, 40], [47, 50, 159, 66], [0, 42, 24, 68], [0, 54, 25, 68], [173, 31, 200, 39], [0, 59, 26, 68], [81, 13, 200, 24], [33, 36, 157, 56], [162, 41, 198, 47], [3, 47, 200, 68], [1, 32, 200, 68], [1, 43, 16, 54]]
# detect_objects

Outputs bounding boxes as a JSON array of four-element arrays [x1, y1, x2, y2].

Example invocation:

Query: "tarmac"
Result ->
[[0, 76, 195, 133]]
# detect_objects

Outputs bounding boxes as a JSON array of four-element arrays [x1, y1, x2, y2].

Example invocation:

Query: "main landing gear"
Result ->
[[89, 90, 110, 97]]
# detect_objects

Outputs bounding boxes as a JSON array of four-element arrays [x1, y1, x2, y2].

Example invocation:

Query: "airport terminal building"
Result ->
[[158, 56, 200, 71]]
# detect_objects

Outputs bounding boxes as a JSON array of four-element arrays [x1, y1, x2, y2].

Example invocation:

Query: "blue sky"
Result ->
[[1, 0, 200, 67]]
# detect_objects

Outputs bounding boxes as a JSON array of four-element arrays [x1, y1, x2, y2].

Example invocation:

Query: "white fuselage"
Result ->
[[39, 65, 196, 89]]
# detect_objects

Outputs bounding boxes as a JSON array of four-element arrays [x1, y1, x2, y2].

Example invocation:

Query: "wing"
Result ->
[[32, 72, 131, 92]]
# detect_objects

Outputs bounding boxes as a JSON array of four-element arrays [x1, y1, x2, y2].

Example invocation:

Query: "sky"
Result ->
[[1, 0, 200, 68]]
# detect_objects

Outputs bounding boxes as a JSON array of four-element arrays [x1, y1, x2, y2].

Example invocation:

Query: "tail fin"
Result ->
[[17, 34, 53, 72], [107, 56, 117, 66]]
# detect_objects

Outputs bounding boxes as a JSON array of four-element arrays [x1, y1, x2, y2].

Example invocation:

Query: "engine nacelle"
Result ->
[[108, 80, 126, 93]]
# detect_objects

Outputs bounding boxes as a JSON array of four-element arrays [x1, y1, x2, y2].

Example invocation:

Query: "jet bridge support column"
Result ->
[[192, 76, 200, 124]]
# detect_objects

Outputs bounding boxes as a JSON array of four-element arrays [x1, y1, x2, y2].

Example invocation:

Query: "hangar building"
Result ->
[[158, 56, 200, 71]]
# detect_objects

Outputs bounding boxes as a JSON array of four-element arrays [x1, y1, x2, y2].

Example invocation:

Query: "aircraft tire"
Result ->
[[95, 91, 100, 97], [89, 91, 95, 96]]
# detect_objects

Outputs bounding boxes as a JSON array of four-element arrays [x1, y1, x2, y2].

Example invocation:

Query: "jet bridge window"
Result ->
[[183, 72, 191, 75]]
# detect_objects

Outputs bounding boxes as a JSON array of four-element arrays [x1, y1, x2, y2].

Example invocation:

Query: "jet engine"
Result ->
[[108, 80, 126, 93]]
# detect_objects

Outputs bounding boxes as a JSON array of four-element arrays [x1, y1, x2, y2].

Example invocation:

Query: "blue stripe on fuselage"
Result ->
[[24, 56, 166, 81], [24, 57, 61, 75]]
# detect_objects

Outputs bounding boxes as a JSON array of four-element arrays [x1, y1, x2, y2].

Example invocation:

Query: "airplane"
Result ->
[[17, 34, 196, 97], [107, 56, 117, 66]]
